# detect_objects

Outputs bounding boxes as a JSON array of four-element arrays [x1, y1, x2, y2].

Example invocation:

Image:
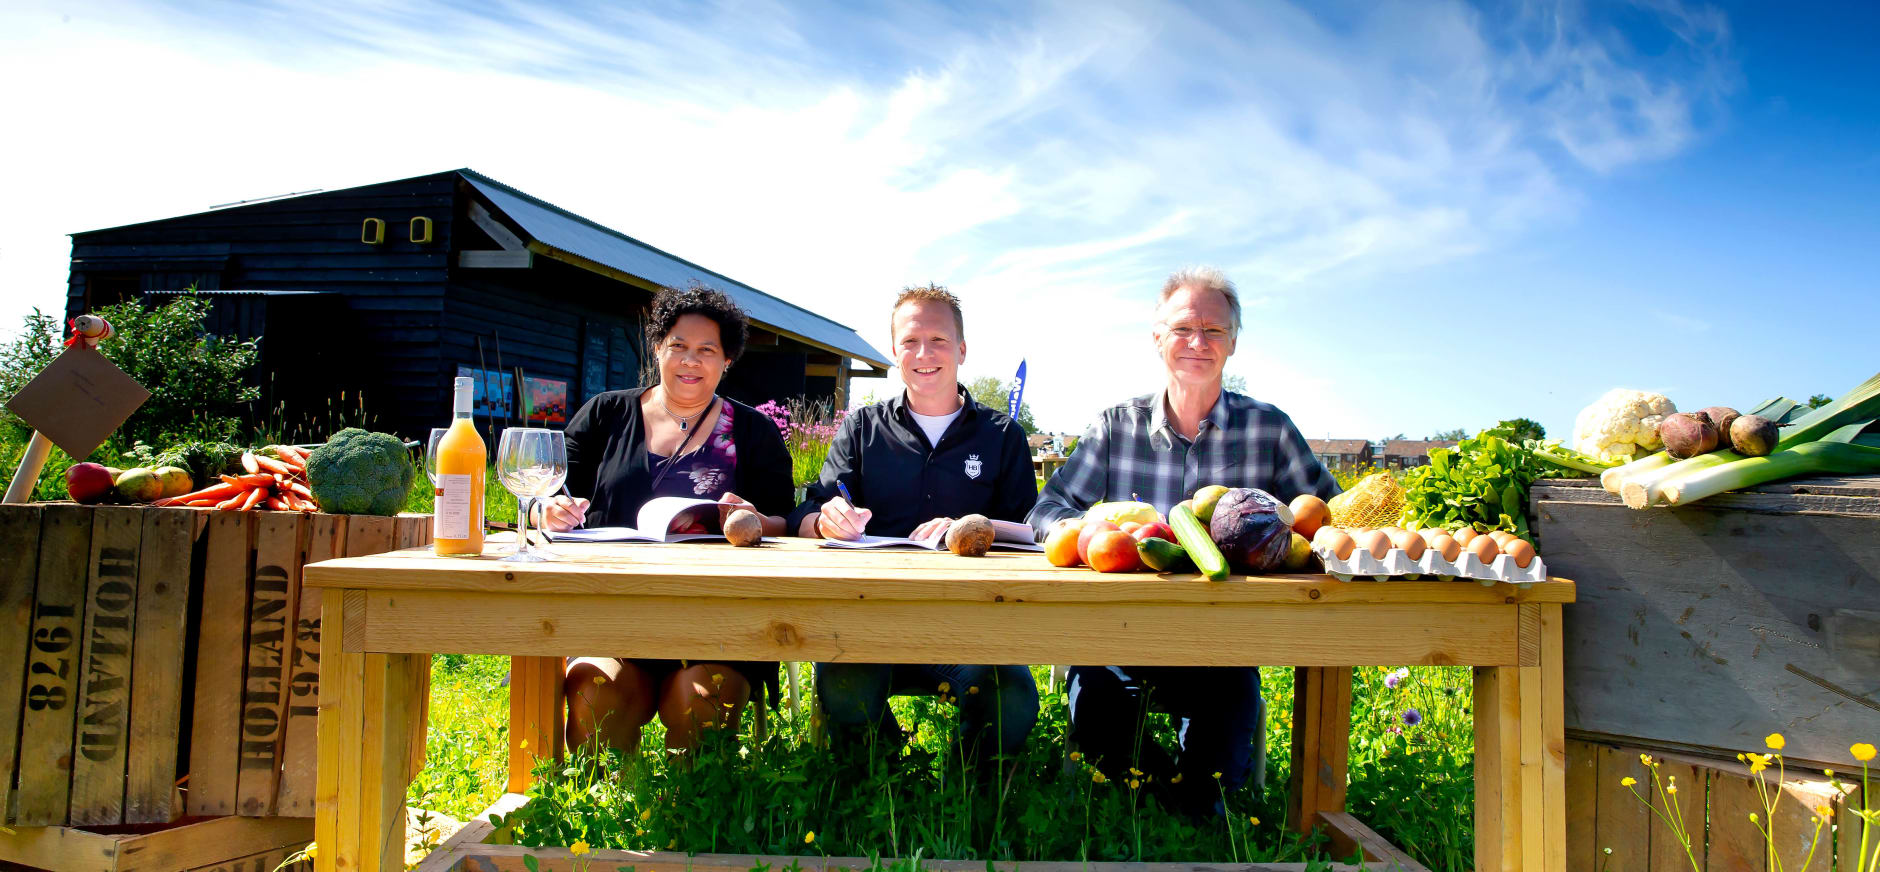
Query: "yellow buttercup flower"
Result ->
[[1667, 784, 1678, 795], [1249, 816, 1260, 826], [1212, 771, 1223, 779], [1853, 743, 1877, 763], [519, 738, 529, 751], [1093, 771, 1108, 784], [1128, 767, 1143, 777], [640, 807, 653, 821], [1766, 733, 1786, 751], [1171, 773, 1183, 784], [1620, 776, 1637, 787], [1069, 751, 1083, 762], [1639, 753, 1655, 767], [572, 841, 591, 856], [1746, 752, 1772, 774], [968, 686, 980, 694], [805, 831, 816, 844], [591, 674, 607, 686], [305, 843, 318, 860], [937, 682, 951, 693]]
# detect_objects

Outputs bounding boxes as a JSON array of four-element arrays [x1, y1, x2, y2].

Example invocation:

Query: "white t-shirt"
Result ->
[[909, 407, 963, 448]]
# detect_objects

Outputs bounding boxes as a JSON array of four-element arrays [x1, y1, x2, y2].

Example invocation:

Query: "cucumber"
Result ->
[[1135, 536, 1193, 573], [1170, 504, 1229, 580]]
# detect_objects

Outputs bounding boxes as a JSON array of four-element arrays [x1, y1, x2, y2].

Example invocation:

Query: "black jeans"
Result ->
[[1067, 665, 1264, 815], [816, 663, 1040, 763]]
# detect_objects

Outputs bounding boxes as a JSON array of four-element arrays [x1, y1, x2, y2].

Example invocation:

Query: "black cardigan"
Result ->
[[563, 387, 795, 528]]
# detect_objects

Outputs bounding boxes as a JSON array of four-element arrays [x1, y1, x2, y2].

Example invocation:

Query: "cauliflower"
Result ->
[[306, 428, 417, 516], [1573, 389, 1677, 461]]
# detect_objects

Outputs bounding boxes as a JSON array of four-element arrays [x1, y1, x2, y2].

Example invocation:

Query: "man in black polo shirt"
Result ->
[[789, 284, 1039, 765]]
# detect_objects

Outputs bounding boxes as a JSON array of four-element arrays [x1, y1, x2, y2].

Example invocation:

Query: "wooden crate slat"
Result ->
[[0, 504, 45, 824], [0, 811, 314, 872], [125, 507, 202, 823], [1646, 755, 1705, 871], [235, 512, 306, 816], [276, 514, 344, 816], [1592, 744, 1649, 868], [1706, 765, 1763, 870], [188, 511, 255, 817], [16, 504, 94, 826], [69, 506, 144, 826]]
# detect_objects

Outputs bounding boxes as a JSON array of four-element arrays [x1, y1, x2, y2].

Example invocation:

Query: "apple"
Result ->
[[67, 462, 114, 504], [1078, 520, 1120, 565], [1129, 521, 1176, 544]]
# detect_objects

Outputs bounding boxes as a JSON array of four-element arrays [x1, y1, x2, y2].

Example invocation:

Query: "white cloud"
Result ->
[[0, 0, 1734, 439]]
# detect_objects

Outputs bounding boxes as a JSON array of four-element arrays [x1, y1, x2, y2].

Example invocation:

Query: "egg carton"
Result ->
[[1312, 545, 1549, 586]]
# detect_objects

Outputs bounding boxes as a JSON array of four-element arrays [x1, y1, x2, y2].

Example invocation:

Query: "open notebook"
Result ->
[[818, 518, 1043, 552], [544, 496, 776, 544]]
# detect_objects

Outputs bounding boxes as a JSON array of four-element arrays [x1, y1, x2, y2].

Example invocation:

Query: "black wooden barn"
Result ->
[[64, 169, 889, 439]]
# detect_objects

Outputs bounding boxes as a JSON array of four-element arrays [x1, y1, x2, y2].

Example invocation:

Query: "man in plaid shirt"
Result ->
[[1026, 266, 1340, 816]]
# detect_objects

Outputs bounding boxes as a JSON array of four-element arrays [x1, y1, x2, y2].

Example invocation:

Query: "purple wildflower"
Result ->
[[1401, 708, 1422, 726], [1384, 668, 1408, 689]]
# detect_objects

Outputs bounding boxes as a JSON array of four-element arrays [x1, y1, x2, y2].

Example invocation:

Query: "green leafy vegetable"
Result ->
[[1401, 424, 1547, 541]]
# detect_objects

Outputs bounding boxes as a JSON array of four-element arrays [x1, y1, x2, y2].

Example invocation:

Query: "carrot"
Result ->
[[241, 452, 261, 474], [294, 497, 320, 512], [216, 491, 249, 511], [277, 445, 308, 464], [237, 487, 267, 511], [221, 474, 274, 488], [266, 495, 290, 511], [253, 455, 294, 476], [156, 481, 243, 507], [185, 498, 220, 507], [283, 480, 315, 499]]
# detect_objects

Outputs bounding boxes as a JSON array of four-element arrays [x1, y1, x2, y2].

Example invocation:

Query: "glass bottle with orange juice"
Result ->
[[433, 376, 486, 556]]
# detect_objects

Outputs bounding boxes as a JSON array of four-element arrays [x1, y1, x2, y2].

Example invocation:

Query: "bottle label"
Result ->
[[435, 474, 472, 540]]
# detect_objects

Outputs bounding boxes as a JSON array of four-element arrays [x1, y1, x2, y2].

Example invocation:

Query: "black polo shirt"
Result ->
[[789, 388, 1038, 539]]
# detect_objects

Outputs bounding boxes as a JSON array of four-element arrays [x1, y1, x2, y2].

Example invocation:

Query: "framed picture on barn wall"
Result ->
[[455, 365, 515, 417], [523, 376, 569, 425]]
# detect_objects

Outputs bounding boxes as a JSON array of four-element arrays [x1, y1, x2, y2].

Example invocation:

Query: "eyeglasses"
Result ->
[[1163, 325, 1233, 344]]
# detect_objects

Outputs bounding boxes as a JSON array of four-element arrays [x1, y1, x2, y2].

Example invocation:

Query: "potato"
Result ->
[[945, 514, 996, 556], [724, 509, 764, 547]]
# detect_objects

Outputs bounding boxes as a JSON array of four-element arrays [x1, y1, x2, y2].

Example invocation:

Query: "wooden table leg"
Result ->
[[1477, 603, 1564, 872], [506, 655, 565, 794], [316, 590, 419, 872], [1288, 666, 1352, 837]]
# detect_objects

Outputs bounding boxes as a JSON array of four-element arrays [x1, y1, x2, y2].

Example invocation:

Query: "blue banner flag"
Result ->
[[1007, 359, 1027, 419]]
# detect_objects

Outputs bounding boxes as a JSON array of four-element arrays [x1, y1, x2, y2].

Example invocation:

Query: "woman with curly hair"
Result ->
[[535, 284, 793, 754]]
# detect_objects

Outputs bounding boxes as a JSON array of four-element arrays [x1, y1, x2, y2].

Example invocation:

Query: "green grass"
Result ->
[[407, 660, 1474, 869]]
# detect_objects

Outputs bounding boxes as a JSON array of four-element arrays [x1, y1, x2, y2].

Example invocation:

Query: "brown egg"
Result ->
[[1353, 529, 1392, 559], [1503, 538, 1537, 569], [1453, 528, 1479, 546], [1415, 527, 1443, 546], [1316, 528, 1356, 560], [1428, 532, 1461, 561], [1466, 534, 1500, 563], [1488, 530, 1518, 547], [1386, 528, 1426, 560]]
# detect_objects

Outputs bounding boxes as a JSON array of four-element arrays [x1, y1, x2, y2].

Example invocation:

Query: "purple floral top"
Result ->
[[650, 402, 738, 498]]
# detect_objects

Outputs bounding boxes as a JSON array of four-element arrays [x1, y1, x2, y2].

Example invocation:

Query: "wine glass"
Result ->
[[424, 428, 449, 485], [497, 428, 567, 562]]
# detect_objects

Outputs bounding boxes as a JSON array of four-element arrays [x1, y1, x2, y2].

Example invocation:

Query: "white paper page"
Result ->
[[544, 526, 663, 543], [817, 534, 939, 550], [635, 496, 735, 534]]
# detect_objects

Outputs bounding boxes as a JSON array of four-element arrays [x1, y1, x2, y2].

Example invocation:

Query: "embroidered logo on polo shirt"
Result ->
[[964, 454, 983, 479]]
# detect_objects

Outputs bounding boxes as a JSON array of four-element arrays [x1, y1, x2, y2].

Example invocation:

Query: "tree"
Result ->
[[1429, 428, 1469, 441], [1379, 432, 1405, 442], [1493, 417, 1546, 442], [1222, 373, 1248, 394], [1807, 394, 1833, 409], [964, 375, 1037, 434]]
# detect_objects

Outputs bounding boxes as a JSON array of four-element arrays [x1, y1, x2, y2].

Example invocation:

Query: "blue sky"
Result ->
[[0, 0, 1873, 443]]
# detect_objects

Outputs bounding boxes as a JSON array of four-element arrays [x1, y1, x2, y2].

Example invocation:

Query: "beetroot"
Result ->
[[66, 462, 113, 504], [1207, 488, 1292, 573], [1659, 413, 1718, 459]]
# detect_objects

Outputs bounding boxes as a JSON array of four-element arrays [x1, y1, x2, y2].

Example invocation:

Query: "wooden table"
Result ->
[[304, 539, 1574, 872]]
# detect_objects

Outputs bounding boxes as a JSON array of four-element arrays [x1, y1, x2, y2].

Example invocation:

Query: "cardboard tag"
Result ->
[[4, 349, 150, 459]]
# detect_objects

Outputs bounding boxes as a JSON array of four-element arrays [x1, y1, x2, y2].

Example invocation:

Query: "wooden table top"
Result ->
[[305, 537, 1575, 605]]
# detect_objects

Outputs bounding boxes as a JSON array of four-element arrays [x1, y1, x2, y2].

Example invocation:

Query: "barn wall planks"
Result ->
[[16, 505, 93, 825], [1533, 483, 1880, 769], [69, 506, 143, 825], [0, 505, 44, 824]]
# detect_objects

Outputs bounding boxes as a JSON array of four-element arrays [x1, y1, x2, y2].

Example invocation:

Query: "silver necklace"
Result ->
[[662, 393, 713, 432]]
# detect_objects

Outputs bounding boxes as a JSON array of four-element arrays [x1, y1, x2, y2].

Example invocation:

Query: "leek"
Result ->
[[1620, 451, 1742, 509], [1529, 440, 1623, 476], [1775, 371, 1880, 449], [1602, 451, 1672, 495], [1661, 442, 1880, 506]]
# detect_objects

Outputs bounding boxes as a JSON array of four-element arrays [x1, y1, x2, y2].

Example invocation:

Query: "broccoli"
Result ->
[[305, 428, 417, 516]]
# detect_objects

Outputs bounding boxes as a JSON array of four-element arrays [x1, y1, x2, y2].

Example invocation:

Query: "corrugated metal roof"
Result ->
[[459, 170, 889, 369]]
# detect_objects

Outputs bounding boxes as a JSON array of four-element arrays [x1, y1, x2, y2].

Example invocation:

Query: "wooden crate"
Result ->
[[1562, 738, 1866, 872], [0, 813, 311, 872], [0, 504, 432, 827], [1531, 476, 1880, 770]]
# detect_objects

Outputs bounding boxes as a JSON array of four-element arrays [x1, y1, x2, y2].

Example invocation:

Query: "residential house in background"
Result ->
[[1308, 439, 1374, 471], [1381, 439, 1459, 469]]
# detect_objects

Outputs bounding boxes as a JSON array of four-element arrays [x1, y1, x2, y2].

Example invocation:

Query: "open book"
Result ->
[[819, 518, 1042, 552], [545, 496, 774, 544]]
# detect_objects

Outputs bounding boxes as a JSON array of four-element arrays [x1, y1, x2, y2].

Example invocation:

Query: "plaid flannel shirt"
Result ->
[[1028, 390, 1341, 538]]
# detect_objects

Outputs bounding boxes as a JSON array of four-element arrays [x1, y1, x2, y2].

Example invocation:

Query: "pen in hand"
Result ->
[[836, 480, 857, 507]]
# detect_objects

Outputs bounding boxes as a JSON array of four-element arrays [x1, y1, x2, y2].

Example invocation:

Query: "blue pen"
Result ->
[[836, 480, 857, 506]]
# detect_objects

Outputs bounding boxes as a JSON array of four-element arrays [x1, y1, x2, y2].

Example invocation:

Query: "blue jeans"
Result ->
[[1067, 665, 1264, 815], [815, 663, 1039, 763]]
